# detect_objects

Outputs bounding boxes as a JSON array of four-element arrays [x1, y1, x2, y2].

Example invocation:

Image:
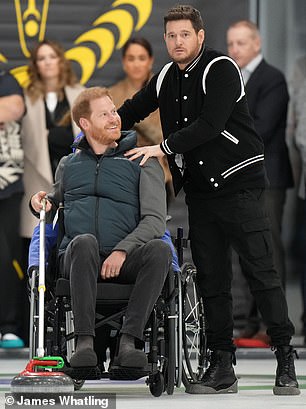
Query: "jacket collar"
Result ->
[[184, 44, 205, 72], [72, 130, 137, 156], [243, 53, 263, 76]]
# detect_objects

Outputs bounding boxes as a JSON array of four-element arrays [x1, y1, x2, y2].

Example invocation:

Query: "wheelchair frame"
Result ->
[[28, 228, 206, 397]]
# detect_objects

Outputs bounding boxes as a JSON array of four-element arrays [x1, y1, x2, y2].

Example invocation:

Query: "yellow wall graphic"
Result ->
[[15, 0, 49, 57], [5, 0, 153, 86]]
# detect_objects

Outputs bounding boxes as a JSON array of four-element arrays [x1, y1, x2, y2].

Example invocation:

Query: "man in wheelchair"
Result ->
[[30, 86, 172, 370]]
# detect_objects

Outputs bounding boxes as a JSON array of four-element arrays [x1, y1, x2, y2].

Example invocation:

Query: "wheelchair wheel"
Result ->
[[181, 263, 207, 386], [73, 379, 85, 391], [174, 272, 183, 388], [162, 268, 177, 395], [164, 316, 175, 395], [149, 372, 164, 397]]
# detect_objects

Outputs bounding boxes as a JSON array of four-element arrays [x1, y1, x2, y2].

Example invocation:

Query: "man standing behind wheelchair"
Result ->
[[30, 86, 172, 370], [118, 4, 300, 396]]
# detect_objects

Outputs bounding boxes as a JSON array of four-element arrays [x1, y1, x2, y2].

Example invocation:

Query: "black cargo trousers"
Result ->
[[59, 234, 172, 341], [187, 188, 294, 352]]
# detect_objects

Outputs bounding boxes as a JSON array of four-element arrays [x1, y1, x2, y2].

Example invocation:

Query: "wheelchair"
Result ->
[[28, 225, 206, 397]]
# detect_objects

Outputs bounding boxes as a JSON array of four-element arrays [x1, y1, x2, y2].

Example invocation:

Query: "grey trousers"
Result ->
[[59, 234, 172, 340]]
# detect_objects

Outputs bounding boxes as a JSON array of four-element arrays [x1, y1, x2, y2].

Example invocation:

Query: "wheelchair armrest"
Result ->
[[27, 265, 39, 277]]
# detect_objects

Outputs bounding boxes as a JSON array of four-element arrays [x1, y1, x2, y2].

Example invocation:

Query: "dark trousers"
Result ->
[[264, 188, 287, 288], [60, 234, 171, 340], [187, 188, 294, 351], [0, 193, 24, 335], [302, 265, 306, 336], [235, 188, 287, 331]]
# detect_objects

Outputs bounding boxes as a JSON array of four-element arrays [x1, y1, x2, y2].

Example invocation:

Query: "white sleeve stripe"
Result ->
[[162, 140, 174, 154], [156, 62, 173, 97], [202, 56, 245, 102]]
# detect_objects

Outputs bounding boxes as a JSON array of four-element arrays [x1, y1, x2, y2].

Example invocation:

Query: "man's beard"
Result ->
[[91, 125, 120, 145], [171, 46, 201, 65], [173, 55, 191, 64]]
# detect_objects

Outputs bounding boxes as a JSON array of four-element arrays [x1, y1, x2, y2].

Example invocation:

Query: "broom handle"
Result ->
[[37, 198, 46, 358]]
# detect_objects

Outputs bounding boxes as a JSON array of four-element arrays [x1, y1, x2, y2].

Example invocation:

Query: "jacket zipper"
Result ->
[[95, 158, 101, 248]]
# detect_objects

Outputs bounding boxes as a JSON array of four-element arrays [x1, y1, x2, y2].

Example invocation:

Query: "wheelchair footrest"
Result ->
[[109, 365, 149, 380], [63, 366, 102, 380]]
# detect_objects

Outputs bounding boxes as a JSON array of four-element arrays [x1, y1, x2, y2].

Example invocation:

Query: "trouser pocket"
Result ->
[[241, 217, 272, 259]]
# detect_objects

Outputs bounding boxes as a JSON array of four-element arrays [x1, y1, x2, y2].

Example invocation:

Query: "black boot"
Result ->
[[185, 350, 238, 394], [273, 346, 300, 395], [115, 333, 148, 368]]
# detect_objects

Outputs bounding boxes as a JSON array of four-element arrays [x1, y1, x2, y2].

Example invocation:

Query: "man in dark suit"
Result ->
[[227, 20, 294, 339]]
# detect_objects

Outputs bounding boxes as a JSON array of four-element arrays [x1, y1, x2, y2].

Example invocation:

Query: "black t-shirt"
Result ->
[[45, 93, 74, 177], [0, 70, 24, 98]]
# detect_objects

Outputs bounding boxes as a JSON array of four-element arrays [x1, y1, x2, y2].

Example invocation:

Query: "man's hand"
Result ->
[[101, 250, 127, 279], [31, 191, 52, 213], [124, 144, 164, 166]]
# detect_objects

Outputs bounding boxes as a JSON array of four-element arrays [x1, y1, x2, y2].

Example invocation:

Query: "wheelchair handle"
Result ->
[[32, 356, 65, 370], [21, 357, 64, 374]]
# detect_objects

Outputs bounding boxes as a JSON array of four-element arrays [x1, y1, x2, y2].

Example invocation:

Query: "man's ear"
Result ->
[[198, 29, 205, 45], [79, 117, 88, 130]]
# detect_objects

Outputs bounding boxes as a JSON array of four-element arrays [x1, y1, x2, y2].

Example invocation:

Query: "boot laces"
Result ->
[[202, 351, 219, 381], [273, 347, 298, 378], [202, 350, 235, 381]]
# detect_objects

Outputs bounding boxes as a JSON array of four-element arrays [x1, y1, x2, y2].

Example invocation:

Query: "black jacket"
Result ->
[[119, 47, 266, 195], [245, 59, 293, 188]]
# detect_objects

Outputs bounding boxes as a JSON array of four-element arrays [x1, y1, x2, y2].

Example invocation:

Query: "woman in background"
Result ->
[[20, 39, 84, 267], [109, 37, 173, 203]]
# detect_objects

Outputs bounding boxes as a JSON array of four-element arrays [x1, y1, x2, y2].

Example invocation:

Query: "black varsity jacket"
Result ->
[[118, 46, 265, 195]]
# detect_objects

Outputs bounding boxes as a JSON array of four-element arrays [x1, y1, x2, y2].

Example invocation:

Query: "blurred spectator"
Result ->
[[227, 20, 293, 341], [109, 37, 173, 206], [20, 39, 84, 269], [286, 55, 306, 196], [286, 55, 306, 344], [0, 69, 25, 348]]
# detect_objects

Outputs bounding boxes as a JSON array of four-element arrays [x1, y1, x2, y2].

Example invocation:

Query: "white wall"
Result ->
[[259, 0, 306, 78]]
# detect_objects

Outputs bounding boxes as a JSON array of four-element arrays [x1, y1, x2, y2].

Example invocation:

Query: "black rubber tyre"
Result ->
[[181, 263, 207, 386], [174, 272, 183, 388], [73, 379, 85, 391], [163, 268, 176, 395], [164, 316, 176, 395], [149, 372, 164, 397]]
